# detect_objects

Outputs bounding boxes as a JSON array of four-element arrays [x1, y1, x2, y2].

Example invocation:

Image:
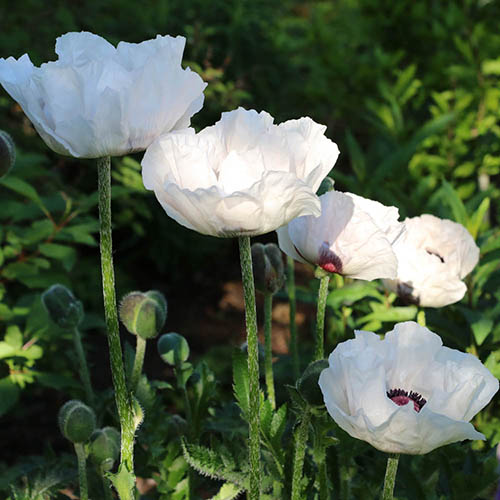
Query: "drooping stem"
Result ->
[[130, 336, 147, 392], [97, 156, 135, 473], [238, 235, 261, 500], [74, 443, 89, 500], [382, 454, 400, 500], [314, 274, 330, 361], [291, 409, 310, 500], [287, 256, 300, 379], [72, 327, 95, 407], [264, 293, 276, 409]]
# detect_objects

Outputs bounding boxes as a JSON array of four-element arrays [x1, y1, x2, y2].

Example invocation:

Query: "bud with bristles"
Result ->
[[42, 284, 84, 329], [251, 243, 285, 295], [89, 427, 120, 471], [58, 400, 96, 444], [158, 332, 190, 366]]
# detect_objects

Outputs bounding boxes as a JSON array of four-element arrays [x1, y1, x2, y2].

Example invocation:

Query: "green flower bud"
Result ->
[[89, 427, 120, 471], [42, 284, 84, 329], [316, 176, 335, 196], [119, 290, 167, 340], [297, 359, 329, 407], [251, 242, 285, 295], [158, 332, 190, 366], [58, 400, 96, 443], [0, 130, 15, 178]]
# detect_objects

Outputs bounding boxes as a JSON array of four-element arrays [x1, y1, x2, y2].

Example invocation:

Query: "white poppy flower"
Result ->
[[276, 190, 403, 280], [0, 32, 207, 158], [384, 214, 480, 307], [141, 107, 340, 237], [319, 321, 498, 455]]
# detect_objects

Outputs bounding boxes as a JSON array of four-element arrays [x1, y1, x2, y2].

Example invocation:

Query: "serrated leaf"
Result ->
[[210, 482, 244, 500], [107, 464, 136, 500], [260, 398, 273, 436], [232, 349, 249, 419], [270, 404, 287, 441]]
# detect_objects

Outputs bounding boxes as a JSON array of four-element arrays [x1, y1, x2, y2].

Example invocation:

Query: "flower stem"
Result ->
[[97, 156, 135, 473], [74, 443, 89, 500], [72, 327, 95, 407], [264, 293, 276, 409], [130, 336, 147, 392], [238, 235, 261, 500], [314, 274, 330, 361], [382, 453, 400, 500], [417, 309, 426, 327], [318, 446, 329, 500], [291, 408, 310, 500], [287, 256, 299, 379]]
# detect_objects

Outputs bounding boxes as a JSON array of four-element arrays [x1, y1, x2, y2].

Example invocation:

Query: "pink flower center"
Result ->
[[318, 241, 343, 274], [387, 388, 427, 412]]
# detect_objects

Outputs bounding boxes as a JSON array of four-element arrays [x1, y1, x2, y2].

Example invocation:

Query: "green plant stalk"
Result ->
[[287, 256, 300, 379], [74, 443, 89, 500], [130, 336, 147, 392], [382, 454, 400, 500], [264, 293, 276, 409], [100, 471, 114, 500], [97, 156, 135, 473], [72, 327, 95, 407], [238, 235, 261, 500], [314, 274, 330, 361], [291, 409, 310, 500], [318, 446, 329, 500]]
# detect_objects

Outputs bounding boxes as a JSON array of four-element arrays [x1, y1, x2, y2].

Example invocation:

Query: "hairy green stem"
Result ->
[[74, 443, 89, 500], [291, 409, 310, 500], [130, 336, 147, 392], [263, 293, 276, 409], [72, 327, 95, 407], [97, 156, 135, 474], [314, 274, 330, 361], [318, 446, 329, 500], [382, 454, 400, 500], [287, 256, 299, 379], [238, 236, 261, 500]]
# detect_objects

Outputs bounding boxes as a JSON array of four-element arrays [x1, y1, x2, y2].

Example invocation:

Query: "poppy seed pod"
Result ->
[[0, 130, 15, 178], [89, 427, 120, 471], [42, 284, 84, 329], [158, 332, 190, 366], [251, 242, 285, 295], [58, 400, 96, 444], [297, 359, 329, 407], [119, 290, 167, 340]]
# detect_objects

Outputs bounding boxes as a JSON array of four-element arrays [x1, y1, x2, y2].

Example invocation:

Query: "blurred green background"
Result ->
[[1, 0, 500, 491]]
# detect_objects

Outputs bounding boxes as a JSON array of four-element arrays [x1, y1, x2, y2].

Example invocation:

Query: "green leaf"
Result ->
[[232, 349, 249, 420], [440, 180, 468, 226], [210, 482, 244, 500], [38, 242, 76, 271], [345, 130, 366, 181], [107, 465, 136, 500], [0, 377, 20, 416], [327, 281, 382, 308], [357, 305, 417, 325], [0, 176, 50, 217], [467, 197, 490, 240]]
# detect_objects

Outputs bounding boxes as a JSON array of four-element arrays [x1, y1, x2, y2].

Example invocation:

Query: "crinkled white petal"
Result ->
[[142, 108, 338, 237], [0, 31, 207, 158], [385, 214, 479, 307], [318, 321, 498, 455], [281, 191, 400, 280]]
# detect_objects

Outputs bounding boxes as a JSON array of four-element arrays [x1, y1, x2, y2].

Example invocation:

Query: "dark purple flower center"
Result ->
[[318, 241, 343, 274], [387, 388, 427, 412]]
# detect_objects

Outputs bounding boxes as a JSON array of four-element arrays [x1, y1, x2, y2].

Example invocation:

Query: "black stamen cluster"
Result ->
[[387, 388, 427, 410]]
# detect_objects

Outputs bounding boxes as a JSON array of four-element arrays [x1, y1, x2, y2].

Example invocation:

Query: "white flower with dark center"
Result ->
[[276, 190, 403, 280], [384, 214, 480, 307], [0, 32, 207, 158], [319, 321, 498, 455], [141, 107, 339, 237]]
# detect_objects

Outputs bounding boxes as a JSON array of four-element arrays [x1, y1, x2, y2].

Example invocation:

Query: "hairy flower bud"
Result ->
[[119, 290, 167, 340], [0, 130, 15, 178], [89, 427, 120, 471], [42, 284, 84, 329], [158, 332, 190, 366], [58, 400, 96, 444], [297, 359, 329, 407], [251, 242, 285, 295]]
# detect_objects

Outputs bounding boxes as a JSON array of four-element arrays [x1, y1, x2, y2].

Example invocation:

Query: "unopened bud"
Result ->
[[42, 284, 84, 329], [158, 332, 190, 366], [251, 243, 285, 295], [316, 176, 335, 196], [297, 360, 329, 407], [0, 130, 15, 178], [89, 427, 120, 471], [58, 400, 96, 443], [119, 290, 167, 340]]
